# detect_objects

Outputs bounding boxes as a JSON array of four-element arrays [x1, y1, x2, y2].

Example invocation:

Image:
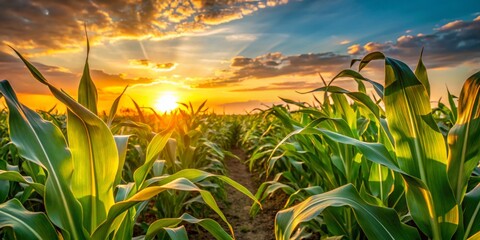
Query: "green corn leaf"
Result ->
[[447, 88, 458, 122], [275, 184, 420, 240], [0, 199, 59, 239], [302, 85, 383, 120], [447, 72, 480, 203], [165, 226, 188, 240], [463, 184, 480, 239], [332, 69, 384, 98], [368, 163, 394, 202], [0, 170, 45, 196], [11, 48, 118, 234], [92, 178, 234, 239], [251, 181, 296, 216], [361, 52, 458, 239], [133, 128, 173, 190], [0, 80, 85, 239], [146, 169, 260, 207], [78, 27, 98, 114], [146, 213, 233, 240]]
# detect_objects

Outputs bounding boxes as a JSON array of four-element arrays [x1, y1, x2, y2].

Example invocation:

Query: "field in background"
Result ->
[[0, 42, 479, 240]]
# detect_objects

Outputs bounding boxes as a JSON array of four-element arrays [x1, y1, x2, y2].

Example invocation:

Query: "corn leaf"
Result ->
[[365, 52, 458, 239], [92, 178, 234, 239], [0, 170, 45, 196], [0, 80, 85, 239], [78, 27, 98, 114], [275, 184, 420, 240], [133, 128, 173, 190], [146, 213, 233, 240], [107, 85, 128, 127], [463, 184, 480, 238], [11, 48, 118, 234], [447, 72, 480, 203], [114, 135, 130, 186], [165, 226, 188, 240], [0, 199, 59, 239], [414, 49, 430, 96]]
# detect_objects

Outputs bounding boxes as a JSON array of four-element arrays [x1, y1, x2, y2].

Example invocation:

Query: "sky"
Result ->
[[0, 0, 479, 114]]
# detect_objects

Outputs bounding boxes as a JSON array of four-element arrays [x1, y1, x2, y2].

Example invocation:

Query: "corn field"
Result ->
[[0, 37, 479, 240]]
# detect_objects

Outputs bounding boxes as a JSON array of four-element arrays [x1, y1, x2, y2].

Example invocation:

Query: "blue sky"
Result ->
[[0, 0, 479, 113]]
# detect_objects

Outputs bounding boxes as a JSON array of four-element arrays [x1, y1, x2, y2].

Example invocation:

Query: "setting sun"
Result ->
[[154, 92, 179, 113]]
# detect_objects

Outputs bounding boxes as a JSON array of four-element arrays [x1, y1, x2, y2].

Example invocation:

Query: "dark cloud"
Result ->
[[195, 51, 350, 88], [196, 17, 480, 88], [349, 17, 480, 68], [0, 0, 290, 53]]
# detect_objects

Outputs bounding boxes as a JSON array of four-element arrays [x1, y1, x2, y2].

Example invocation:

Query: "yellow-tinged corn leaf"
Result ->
[[468, 231, 480, 240], [92, 178, 234, 239], [361, 52, 457, 239], [414, 49, 430, 96], [0, 80, 85, 239], [107, 85, 128, 127], [275, 184, 420, 240], [463, 184, 480, 238], [78, 28, 98, 114], [447, 71, 480, 203], [11, 48, 118, 234], [146, 213, 233, 240], [0, 170, 45, 196], [133, 128, 173, 190], [0, 199, 59, 239], [112, 210, 134, 240], [131, 97, 146, 123]]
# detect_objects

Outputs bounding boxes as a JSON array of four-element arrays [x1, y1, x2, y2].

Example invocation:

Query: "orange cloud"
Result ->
[[129, 59, 178, 72], [0, 0, 290, 54]]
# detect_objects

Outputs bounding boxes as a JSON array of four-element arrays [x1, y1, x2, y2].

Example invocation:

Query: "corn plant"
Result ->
[[269, 52, 479, 239], [0, 36, 259, 239]]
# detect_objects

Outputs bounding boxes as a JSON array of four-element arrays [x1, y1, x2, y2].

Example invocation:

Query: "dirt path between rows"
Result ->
[[221, 148, 278, 240]]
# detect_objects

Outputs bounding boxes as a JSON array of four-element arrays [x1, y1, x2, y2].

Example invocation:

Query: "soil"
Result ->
[[136, 147, 285, 239], [218, 148, 284, 240]]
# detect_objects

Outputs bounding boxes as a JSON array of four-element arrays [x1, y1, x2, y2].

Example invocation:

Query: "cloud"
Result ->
[[230, 81, 321, 92], [339, 40, 351, 45], [195, 51, 350, 87], [347, 44, 362, 55], [129, 59, 178, 72], [0, 51, 77, 94], [0, 51, 156, 96], [348, 17, 480, 68], [193, 17, 480, 89], [90, 70, 156, 88], [0, 0, 290, 53]]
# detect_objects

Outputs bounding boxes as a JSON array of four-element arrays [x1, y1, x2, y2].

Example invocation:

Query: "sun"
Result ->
[[154, 92, 179, 113]]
